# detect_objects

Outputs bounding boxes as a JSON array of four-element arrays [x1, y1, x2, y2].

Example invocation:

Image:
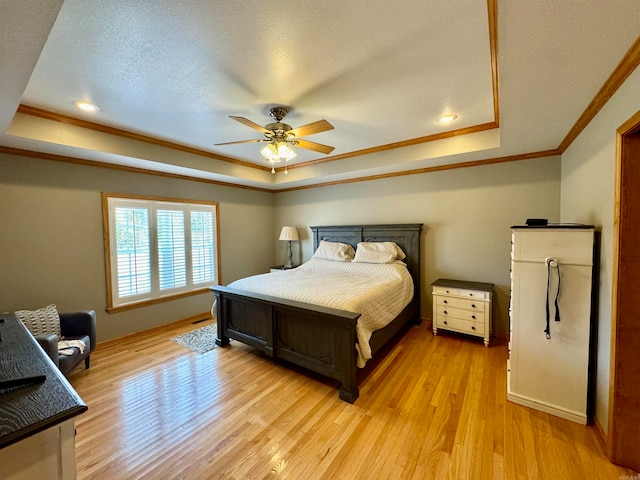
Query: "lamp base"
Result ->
[[284, 240, 295, 269]]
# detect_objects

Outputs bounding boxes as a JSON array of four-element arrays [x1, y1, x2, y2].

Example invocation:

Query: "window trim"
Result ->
[[102, 192, 221, 313]]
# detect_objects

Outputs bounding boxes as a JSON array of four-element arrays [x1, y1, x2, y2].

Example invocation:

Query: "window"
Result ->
[[103, 194, 220, 311]]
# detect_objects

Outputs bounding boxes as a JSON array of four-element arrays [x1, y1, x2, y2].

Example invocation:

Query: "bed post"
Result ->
[[339, 367, 359, 403], [213, 290, 230, 347]]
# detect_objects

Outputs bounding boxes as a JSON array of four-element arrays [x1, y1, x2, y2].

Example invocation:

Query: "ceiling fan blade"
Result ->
[[214, 139, 261, 146], [229, 116, 270, 134], [287, 119, 334, 138], [295, 139, 335, 155]]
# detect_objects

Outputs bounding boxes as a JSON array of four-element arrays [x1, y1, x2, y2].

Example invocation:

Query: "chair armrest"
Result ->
[[60, 310, 97, 352], [34, 334, 59, 367]]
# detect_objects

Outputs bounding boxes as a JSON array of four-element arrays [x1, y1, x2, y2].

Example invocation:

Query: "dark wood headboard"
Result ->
[[310, 223, 423, 296]]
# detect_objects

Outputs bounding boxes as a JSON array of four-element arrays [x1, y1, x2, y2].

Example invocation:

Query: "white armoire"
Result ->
[[508, 225, 596, 424]]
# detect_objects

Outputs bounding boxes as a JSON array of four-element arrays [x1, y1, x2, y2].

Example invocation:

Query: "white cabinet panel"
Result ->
[[508, 226, 595, 424]]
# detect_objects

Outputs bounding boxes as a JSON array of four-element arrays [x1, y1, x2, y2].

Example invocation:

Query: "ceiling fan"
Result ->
[[215, 107, 335, 173]]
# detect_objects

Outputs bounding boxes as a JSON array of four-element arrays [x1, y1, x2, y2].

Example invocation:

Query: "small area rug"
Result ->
[[171, 323, 218, 354]]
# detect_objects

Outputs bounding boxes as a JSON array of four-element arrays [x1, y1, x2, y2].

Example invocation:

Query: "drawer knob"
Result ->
[[471, 326, 476, 330], [443, 300, 448, 304], [443, 310, 448, 314], [471, 304, 476, 308], [472, 315, 476, 319], [444, 320, 448, 325], [446, 290, 450, 293]]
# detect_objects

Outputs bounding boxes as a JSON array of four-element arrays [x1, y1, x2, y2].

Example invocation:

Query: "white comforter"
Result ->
[[224, 258, 414, 367]]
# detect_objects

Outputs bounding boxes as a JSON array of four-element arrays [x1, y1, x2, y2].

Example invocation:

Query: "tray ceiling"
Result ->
[[1, 1, 639, 190]]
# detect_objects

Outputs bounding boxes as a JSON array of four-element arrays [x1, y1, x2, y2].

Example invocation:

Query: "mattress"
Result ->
[[224, 258, 414, 367]]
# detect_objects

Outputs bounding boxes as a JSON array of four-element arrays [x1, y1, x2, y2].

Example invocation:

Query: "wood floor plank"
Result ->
[[64, 320, 637, 479]]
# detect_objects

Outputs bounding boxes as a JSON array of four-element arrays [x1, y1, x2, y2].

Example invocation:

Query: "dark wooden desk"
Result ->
[[0, 313, 87, 449]]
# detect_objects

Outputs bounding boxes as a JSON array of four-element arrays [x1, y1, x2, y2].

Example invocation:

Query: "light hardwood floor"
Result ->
[[68, 318, 636, 479]]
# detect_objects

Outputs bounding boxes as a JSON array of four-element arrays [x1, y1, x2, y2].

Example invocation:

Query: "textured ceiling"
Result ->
[[1, 1, 639, 190]]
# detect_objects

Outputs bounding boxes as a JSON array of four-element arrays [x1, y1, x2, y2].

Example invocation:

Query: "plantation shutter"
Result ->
[[114, 206, 151, 298], [191, 210, 216, 284], [105, 195, 219, 310], [157, 209, 187, 290]]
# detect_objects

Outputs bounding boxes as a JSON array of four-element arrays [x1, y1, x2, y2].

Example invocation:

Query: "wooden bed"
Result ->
[[211, 223, 423, 403]]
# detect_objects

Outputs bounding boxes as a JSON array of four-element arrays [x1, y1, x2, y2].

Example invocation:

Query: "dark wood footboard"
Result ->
[[213, 286, 362, 402]]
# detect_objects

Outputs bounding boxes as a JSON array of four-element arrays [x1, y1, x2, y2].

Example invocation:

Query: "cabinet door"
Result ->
[[510, 260, 592, 421], [1, 420, 77, 480]]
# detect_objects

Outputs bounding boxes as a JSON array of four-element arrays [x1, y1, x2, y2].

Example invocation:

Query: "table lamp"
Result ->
[[279, 226, 299, 269]]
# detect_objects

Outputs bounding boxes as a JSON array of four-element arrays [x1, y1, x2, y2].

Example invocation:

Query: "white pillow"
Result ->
[[312, 240, 355, 261], [353, 242, 406, 264], [15, 304, 62, 339]]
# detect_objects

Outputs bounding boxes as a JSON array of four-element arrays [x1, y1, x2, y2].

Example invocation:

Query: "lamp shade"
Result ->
[[277, 142, 297, 161], [279, 226, 299, 241], [260, 143, 279, 162], [261, 141, 297, 163]]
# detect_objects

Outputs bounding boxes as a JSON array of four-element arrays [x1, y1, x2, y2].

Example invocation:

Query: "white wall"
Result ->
[[0, 153, 275, 341], [275, 156, 562, 335], [561, 67, 640, 432]]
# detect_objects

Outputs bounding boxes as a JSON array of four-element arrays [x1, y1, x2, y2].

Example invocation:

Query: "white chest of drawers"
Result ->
[[431, 278, 494, 346]]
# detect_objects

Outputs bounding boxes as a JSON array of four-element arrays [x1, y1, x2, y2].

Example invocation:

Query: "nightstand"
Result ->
[[431, 278, 494, 346], [269, 265, 297, 273]]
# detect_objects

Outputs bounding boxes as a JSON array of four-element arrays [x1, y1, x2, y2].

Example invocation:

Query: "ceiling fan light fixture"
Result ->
[[260, 142, 280, 162], [261, 141, 296, 164], [437, 113, 458, 124], [277, 142, 296, 161]]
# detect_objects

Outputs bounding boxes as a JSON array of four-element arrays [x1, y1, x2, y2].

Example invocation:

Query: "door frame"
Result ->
[[608, 109, 640, 470]]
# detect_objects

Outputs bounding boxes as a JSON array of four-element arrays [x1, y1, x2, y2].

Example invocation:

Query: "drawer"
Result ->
[[511, 228, 594, 264], [435, 315, 485, 336], [434, 295, 485, 310], [433, 286, 488, 300], [436, 305, 485, 323]]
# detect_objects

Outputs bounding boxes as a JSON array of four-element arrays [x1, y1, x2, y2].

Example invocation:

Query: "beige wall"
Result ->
[[0, 153, 275, 341], [274, 156, 562, 335], [0, 146, 560, 367], [561, 67, 640, 432]]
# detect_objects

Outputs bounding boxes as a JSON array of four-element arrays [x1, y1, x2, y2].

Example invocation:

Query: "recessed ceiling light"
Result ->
[[437, 114, 458, 124], [74, 101, 100, 112]]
